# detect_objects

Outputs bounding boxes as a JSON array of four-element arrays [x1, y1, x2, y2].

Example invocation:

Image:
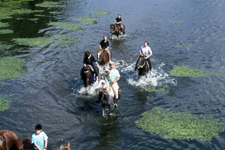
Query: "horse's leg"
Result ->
[[102, 105, 105, 116]]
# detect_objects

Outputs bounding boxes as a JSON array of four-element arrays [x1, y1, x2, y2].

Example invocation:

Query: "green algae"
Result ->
[[0, 29, 13, 34], [35, 1, 64, 8], [52, 34, 81, 47], [170, 64, 225, 77], [48, 22, 83, 31], [145, 88, 169, 94], [28, 18, 39, 21], [90, 10, 112, 15], [71, 17, 99, 24], [0, 98, 10, 111], [176, 43, 194, 48], [135, 107, 224, 141], [12, 37, 53, 47], [0, 22, 10, 28], [34, 14, 45, 17], [49, 11, 60, 14], [0, 42, 13, 50], [0, 57, 25, 81], [171, 20, 183, 23]]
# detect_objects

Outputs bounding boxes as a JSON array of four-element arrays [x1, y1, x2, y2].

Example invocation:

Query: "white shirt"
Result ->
[[139, 45, 152, 57]]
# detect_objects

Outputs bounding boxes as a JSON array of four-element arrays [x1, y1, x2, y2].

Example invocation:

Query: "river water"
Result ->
[[1, 0, 225, 149]]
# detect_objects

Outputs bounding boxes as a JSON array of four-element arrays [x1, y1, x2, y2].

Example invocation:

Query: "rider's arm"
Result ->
[[99, 44, 102, 49], [139, 51, 143, 57], [44, 139, 48, 150]]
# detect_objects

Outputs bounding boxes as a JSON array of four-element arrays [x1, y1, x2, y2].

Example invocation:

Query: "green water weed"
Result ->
[[48, 22, 83, 31], [0, 22, 9, 28], [12, 37, 53, 47], [0, 29, 13, 34], [135, 107, 224, 141], [35, 1, 64, 8], [71, 17, 99, 24], [90, 10, 112, 15]]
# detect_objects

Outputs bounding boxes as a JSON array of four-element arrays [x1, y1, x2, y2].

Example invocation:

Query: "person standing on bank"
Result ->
[[105, 61, 120, 107], [115, 14, 122, 31], [138, 41, 152, 74], [32, 124, 48, 150]]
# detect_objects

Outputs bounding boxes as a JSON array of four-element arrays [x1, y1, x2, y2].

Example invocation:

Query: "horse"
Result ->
[[110, 24, 125, 37], [56, 142, 71, 150], [97, 49, 112, 67], [15, 138, 33, 150], [0, 129, 18, 150], [135, 56, 151, 77], [80, 65, 98, 87], [16, 137, 70, 150], [95, 77, 114, 116]]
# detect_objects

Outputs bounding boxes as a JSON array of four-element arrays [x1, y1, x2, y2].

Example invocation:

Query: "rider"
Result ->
[[136, 41, 153, 73], [115, 14, 122, 31], [105, 61, 120, 107], [83, 51, 99, 79], [32, 124, 48, 150], [99, 35, 111, 61]]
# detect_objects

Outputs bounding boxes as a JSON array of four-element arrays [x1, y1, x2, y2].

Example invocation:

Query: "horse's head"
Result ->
[[57, 142, 71, 150], [110, 24, 116, 33], [82, 65, 94, 87], [136, 56, 146, 70], [95, 76, 109, 91]]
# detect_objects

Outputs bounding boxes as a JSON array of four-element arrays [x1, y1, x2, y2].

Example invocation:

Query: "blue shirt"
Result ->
[[107, 68, 120, 85], [32, 131, 48, 149]]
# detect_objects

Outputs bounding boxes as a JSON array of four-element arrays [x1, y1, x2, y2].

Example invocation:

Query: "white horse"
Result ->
[[95, 77, 114, 116]]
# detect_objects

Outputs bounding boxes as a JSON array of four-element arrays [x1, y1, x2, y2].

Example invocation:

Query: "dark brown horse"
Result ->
[[110, 24, 125, 37], [15, 138, 33, 150], [97, 49, 112, 67], [80, 65, 96, 87], [0, 129, 18, 150], [135, 56, 151, 77]]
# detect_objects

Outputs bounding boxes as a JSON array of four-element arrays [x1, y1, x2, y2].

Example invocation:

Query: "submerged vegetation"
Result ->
[[0, 42, 13, 50], [0, 97, 10, 111], [145, 88, 169, 93], [90, 10, 112, 15], [135, 107, 224, 141], [35, 1, 64, 8], [170, 64, 225, 77], [0, 22, 10, 28], [48, 22, 83, 31], [171, 20, 183, 23], [12, 37, 53, 47], [0, 57, 25, 81], [176, 43, 194, 48], [0, 29, 13, 34], [52, 34, 81, 47], [71, 17, 99, 24]]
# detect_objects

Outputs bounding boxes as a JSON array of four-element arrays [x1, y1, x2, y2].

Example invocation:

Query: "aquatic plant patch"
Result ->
[[12, 37, 53, 47], [176, 43, 194, 48], [0, 42, 13, 50], [0, 57, 25, 81], [71, 17, 99, 24], [0, 22, 10, 28], [90, 10, 112, 15], [0, 29, 13, 34], [28, 18, 39, 21], [145, 88, 168, 93], [169, 64, 225, 77], [135, 107, 224, 141], [0, 98, 10, 111], [170, 20, 183, 23], [52, 34, 81, 47], [48, 22, 83, 31], [35, 1, 64, 8]]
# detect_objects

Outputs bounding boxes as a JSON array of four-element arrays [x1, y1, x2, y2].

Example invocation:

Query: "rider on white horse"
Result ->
[[105, 61, 120, 107]]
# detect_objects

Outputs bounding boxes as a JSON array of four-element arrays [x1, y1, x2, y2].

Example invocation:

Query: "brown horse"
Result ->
[[0, 129, 18, 150], [80, 65, 96, 87], [110, 24, 125, 37], [135, 56, 151, 77], [97, 49, 112, 67], [56, 142, 70, 150], [16, 138, 33, 150]]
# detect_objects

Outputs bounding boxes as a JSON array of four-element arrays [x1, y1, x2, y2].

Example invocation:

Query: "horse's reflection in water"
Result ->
[[95, 77, 114, 116]]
